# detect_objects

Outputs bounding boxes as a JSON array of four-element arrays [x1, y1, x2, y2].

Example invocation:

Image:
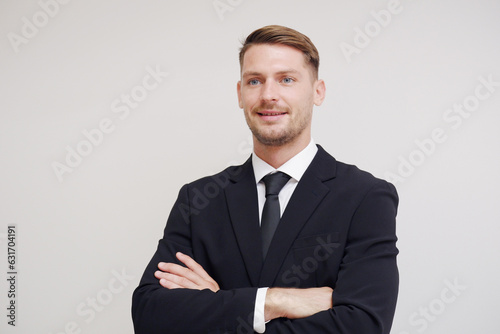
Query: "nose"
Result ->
[[260, 80, 279, 102]]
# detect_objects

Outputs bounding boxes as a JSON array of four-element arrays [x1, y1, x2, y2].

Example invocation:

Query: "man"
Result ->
[[132, 25, 399, 333]]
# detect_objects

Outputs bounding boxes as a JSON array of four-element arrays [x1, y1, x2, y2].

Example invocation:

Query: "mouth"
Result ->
[[256, 110, 288, 121], [257, 111, 287, 116]]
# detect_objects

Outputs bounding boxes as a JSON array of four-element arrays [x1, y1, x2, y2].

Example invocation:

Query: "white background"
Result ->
[[1, 0, 499, 333]]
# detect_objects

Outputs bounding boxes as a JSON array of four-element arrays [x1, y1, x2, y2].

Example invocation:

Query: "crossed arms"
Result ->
[[132, 174, 399, 333], [155, 251, 333, 322]]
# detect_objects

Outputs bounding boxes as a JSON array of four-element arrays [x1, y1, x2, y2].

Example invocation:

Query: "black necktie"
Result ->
[[261, 172, 291, 259]]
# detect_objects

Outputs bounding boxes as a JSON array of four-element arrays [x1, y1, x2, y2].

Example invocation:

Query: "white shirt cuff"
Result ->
[[253, 287, 269, 333]]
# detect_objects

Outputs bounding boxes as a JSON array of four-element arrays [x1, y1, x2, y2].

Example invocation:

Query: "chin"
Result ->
[[254, 131, 295, 147]]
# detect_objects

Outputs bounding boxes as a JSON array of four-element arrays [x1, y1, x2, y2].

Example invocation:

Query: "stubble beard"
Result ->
[[245, 105, 312, 147]]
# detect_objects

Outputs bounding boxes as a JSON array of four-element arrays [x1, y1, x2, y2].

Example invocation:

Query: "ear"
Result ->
[[237, 81, 243, 109], [313, 79, 326, 106]]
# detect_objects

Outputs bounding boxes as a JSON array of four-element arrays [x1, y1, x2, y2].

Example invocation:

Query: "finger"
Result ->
[[155, 270, 183, 289], [155, 270, 202, 290], [157, 259, 220, 292], [176, 252, 216, 283], [158, 261, 185, 272], [156, 266, 202, 288], [157, 262, 194, 279], [159, 278, 183, 289], [158, 262, 206, 287]]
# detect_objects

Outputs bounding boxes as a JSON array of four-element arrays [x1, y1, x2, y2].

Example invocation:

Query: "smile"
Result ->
[[257, 111, 287, 116]]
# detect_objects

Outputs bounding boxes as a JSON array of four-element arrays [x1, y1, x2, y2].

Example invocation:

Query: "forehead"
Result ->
[[241, 44, 309, 75]]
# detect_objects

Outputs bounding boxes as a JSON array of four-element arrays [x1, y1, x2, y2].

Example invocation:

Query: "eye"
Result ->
[[248, 79, 261, 86], [281, 77, 294, 84]]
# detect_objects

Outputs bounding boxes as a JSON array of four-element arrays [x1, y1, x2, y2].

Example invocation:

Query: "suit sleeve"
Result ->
[[265, 180, 399, 334], [132, 184, 258, 334]]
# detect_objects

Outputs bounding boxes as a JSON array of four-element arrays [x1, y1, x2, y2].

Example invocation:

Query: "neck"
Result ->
[[253, 134, 311, 169]]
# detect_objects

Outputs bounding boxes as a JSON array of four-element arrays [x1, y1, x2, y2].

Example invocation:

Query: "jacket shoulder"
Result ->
[[183, 158, 251, 189], [317, 146, 396, 194]]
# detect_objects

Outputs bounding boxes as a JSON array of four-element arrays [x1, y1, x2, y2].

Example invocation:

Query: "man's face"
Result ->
[[237, 44, 325, 147]]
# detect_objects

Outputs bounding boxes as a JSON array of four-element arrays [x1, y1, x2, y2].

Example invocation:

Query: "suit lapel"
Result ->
[[258, 146, 337, 286], [224, 158, 263, 286]]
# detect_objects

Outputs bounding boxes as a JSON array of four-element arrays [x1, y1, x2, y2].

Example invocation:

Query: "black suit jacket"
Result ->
[[132, 145, 399, 333]]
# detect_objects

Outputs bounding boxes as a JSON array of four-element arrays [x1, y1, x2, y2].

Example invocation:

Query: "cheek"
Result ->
[[280, 94, 300, 111], [288, 91, 313, 110], [241, 91, 259, 108]]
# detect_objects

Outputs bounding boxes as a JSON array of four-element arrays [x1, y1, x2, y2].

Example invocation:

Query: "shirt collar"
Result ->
[[252, 139, 318, 184]]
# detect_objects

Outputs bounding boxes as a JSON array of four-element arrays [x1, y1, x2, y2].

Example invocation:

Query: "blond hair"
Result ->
[[239, 25, 320, 79]]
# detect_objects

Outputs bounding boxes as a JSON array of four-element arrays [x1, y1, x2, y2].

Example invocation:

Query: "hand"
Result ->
[[154, 252, 220, 292], [265, 287, 333, 321]]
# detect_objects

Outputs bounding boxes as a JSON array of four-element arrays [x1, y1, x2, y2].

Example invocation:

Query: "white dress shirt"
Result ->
[[251, 139, 318, 333]]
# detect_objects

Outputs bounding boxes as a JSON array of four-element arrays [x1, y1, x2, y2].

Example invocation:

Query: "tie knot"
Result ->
[[262, 172, 291, 197]]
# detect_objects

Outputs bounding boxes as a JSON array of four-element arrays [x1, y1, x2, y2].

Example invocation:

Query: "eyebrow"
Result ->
[[241, 69, 301, 78]]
